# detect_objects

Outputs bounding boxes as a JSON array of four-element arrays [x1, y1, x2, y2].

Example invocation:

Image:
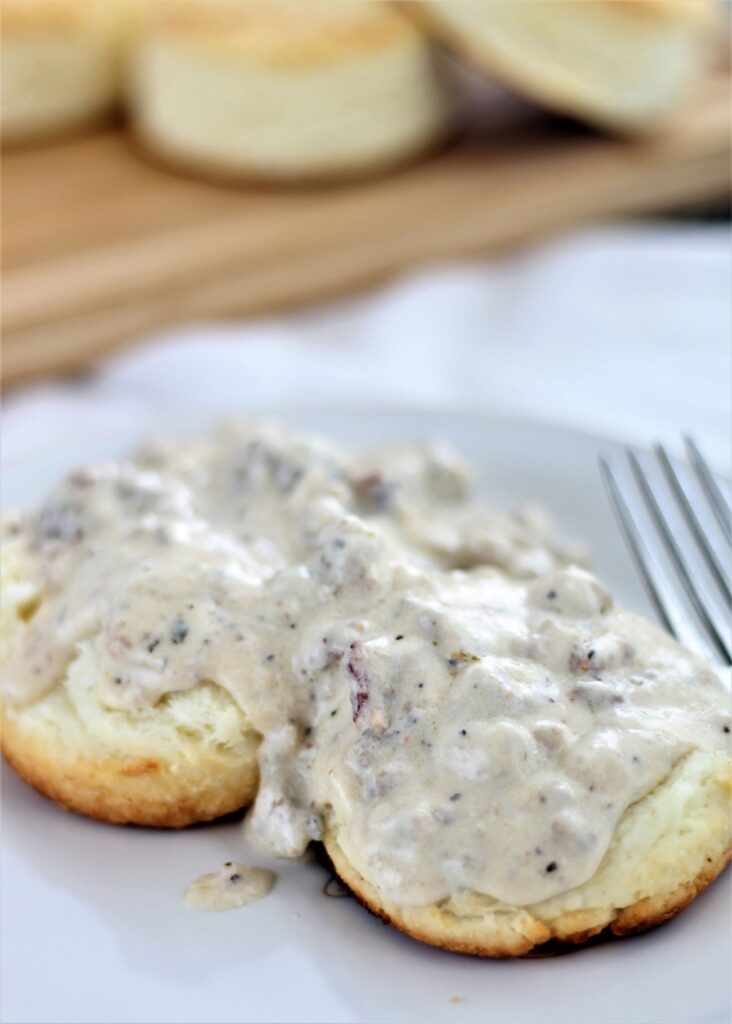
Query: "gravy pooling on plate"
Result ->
[[184, 862, 275, 912], [2, 422, 729, 907]]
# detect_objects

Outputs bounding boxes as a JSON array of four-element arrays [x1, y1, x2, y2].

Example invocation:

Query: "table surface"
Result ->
[[2, 65, 730, 388]]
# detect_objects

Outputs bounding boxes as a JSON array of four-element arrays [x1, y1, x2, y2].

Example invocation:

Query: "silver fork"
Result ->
[[600, 437, 732, 667]]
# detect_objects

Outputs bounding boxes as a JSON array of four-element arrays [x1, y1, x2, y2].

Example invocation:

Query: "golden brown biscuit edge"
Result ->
[[0, 697, 260, 828], [324, 829, 731, 957]]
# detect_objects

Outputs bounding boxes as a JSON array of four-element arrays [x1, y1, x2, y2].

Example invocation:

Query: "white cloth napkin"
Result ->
[[3, 224, 730, 472]]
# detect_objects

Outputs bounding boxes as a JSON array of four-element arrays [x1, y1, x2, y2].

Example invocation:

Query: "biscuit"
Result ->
[[1, 0, 129, 144], [414, 0, 715, 131], [324, 750, 732, 956], [0, 537, 260, 827], [127, 0, 455, 182]]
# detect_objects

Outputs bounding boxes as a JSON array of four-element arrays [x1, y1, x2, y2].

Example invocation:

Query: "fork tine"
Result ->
[[627, 450, 731, 664], [655, 443, 732, 602], [599, 458, 702, 652], [684, 436, 731, 544]]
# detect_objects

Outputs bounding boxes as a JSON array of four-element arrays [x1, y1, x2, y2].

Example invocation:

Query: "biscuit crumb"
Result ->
[[451, 996, 464, 1004]]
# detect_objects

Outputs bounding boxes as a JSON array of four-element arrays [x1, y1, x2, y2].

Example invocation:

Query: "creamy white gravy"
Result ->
[[184, 861, 275, 912], [2, 422, 729, 908]]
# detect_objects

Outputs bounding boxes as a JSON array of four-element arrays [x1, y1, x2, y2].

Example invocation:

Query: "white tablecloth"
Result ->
[[3, 224, 730, 471]]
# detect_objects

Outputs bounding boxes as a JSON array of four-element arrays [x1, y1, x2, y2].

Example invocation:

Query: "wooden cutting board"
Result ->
[[2, 67, 730, 388]]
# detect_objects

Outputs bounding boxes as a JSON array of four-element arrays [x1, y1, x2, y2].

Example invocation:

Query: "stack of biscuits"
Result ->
[[1, 0, 719, 183]]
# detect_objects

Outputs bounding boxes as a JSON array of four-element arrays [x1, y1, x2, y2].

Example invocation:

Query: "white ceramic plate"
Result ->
[[1, 409, 730, 1024]]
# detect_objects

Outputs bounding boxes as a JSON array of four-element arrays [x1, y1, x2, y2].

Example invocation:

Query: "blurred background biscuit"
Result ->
[[415, 0, 717, 131], [128, 0, 455, 182], [1, 0, 130, 145]]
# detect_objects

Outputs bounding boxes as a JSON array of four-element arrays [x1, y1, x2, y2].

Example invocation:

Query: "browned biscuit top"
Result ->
[[1, 0, 103, 33], [143, 0, 421, 66]]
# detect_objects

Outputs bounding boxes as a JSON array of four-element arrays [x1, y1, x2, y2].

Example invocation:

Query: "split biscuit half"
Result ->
[[0, 538, 260, 827], [324, 749, 732, 956]]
